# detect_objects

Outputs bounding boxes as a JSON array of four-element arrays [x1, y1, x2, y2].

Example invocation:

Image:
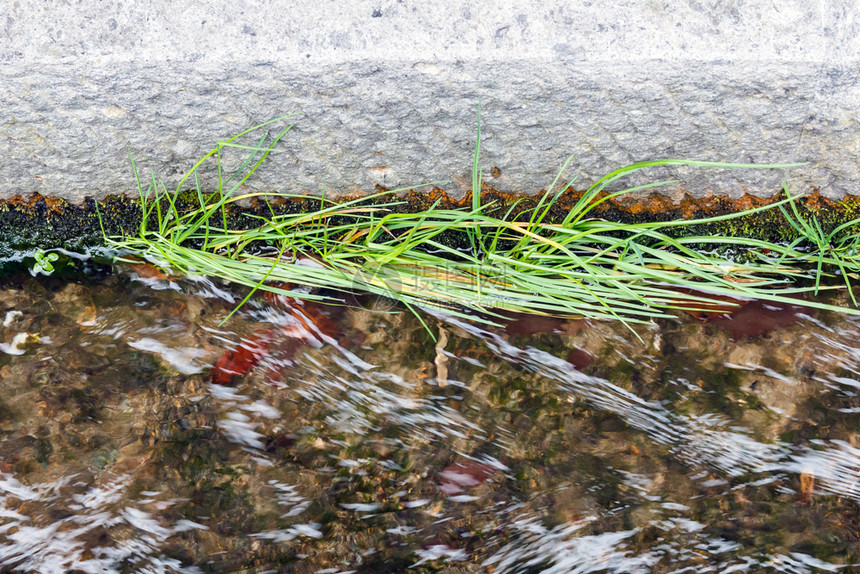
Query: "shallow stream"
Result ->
[[2, 261, 860, 572]]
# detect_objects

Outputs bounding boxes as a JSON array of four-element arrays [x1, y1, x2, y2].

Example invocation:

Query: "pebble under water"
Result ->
[[2, 262, 860, 573]]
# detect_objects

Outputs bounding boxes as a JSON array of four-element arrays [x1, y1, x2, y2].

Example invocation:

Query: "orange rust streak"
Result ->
[[392, 185, 845, 222]]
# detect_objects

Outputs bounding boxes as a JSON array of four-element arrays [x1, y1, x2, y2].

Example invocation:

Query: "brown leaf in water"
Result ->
[[665, 286, 749, 320], [434, 326, 449, 387], [503, 312, 566, 336], [567, 347, 593, 371], [667, 287, 804, 338], [709, 299, 803, 339], [800, 469, 815, 504], [124, 260, 174, 282], [210, 329, 276, 385], [437, 459, 499, 495], [210, 288, 342, 385], [75, 303, 98, 326]]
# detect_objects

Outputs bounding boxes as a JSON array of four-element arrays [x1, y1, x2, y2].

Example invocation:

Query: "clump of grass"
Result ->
[[99, 115, 860, 332]]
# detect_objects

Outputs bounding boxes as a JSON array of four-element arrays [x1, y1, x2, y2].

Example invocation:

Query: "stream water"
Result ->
[[1, 261, 860, 573]]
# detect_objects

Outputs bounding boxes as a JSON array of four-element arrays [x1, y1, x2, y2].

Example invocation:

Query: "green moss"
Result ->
[[4, 188, 860, 258]]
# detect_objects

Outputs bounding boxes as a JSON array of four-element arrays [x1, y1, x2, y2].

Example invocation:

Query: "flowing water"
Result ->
[[2, 261, 860, 573]]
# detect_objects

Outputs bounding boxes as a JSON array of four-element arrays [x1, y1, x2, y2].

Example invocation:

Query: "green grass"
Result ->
[[98, 116, 860, 334]]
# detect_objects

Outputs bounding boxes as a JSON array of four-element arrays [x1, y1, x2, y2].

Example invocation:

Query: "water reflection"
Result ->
[[1, 270, 860, 571]]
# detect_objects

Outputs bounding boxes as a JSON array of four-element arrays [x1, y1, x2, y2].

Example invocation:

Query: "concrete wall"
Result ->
[[2, 1, 859, 202]]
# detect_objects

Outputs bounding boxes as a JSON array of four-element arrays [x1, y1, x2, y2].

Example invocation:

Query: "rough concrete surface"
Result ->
[[1, 1, 860, 202]]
